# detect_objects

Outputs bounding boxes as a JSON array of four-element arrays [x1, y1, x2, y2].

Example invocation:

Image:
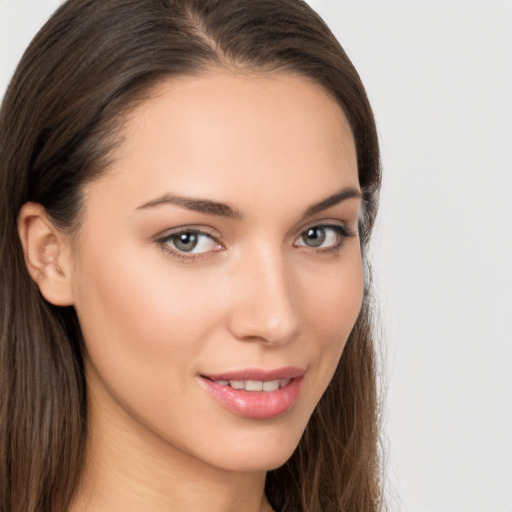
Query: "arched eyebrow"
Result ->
[[301, 186, 361, 218], [136, 186, 361, 219], [136, 194, 242, 219]]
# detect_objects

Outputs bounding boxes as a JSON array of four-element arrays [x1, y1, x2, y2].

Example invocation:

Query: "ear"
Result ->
[[17, 202, 75, 306]]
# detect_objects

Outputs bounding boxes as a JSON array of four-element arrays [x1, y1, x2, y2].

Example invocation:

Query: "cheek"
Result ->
[[301, 250, 363, 346], [71, 240, 222, 387], [297, 247, 364, 398], [76, 236, 213, 331], [71, 244, 229, 436]]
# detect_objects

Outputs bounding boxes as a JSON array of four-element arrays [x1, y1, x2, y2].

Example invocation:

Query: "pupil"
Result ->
[[304, 227, 325, 247], [175, 232, 198, 252]]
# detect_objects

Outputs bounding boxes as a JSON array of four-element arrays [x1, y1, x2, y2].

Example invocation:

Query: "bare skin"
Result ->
[[19, 70, 362, 511]]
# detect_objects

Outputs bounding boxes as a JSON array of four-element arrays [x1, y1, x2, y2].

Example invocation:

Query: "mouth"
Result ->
[[203, 377, 291, 392], [199, 367, 305, 420]]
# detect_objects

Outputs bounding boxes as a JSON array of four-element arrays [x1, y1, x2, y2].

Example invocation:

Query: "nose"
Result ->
[[226, 248, 300, 346]]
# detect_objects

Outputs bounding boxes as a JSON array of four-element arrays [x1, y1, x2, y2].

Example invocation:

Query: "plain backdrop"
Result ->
[[1, 1, 511, 511]]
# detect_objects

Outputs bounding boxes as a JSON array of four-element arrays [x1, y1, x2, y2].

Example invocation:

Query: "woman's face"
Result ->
[[68, 71, 363, 473]]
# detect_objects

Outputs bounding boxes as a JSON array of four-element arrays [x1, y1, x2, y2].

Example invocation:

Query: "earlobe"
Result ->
[[17, 202, 75, 306]]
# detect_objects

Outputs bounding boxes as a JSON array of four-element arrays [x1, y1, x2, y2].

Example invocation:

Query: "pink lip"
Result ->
[[199, 367, 305, 420], [202, 366, 305, 382]]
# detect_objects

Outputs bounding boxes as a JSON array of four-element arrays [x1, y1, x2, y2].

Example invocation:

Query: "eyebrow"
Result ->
[[136, 186, 361, 219], [301, 186, 361, 218], [137, 194, 242, 219]]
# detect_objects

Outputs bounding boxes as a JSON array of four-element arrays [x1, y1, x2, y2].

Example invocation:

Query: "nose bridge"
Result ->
[[227, 243, 300, 345]]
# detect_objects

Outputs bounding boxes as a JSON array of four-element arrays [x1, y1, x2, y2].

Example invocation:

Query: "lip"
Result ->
[[199, 367, 305, 420], [202, 366, 305, 382]]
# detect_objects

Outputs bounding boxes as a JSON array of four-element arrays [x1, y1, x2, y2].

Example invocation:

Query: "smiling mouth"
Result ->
[[204, 378, 291, 392], [200, 372, 304, 419]]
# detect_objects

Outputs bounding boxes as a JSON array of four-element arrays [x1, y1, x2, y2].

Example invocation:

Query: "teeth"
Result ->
[[214, 379, 291, 391], [262, 380, 279, 392], [245, 380, 263, 391]]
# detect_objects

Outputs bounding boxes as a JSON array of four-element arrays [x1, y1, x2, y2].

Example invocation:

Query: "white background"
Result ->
[[1, 1, 511, 511]]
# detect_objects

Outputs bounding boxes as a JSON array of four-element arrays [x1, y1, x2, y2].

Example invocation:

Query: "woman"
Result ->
[[0, 1, 382, 511]]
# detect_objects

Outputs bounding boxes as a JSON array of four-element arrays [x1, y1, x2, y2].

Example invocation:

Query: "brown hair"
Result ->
[[0, 1, 382, 510]]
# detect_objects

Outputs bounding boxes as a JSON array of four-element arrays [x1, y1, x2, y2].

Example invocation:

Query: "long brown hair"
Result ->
[[0, 1, 382, 510]]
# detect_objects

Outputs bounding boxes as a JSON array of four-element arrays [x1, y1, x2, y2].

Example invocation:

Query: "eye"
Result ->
[[157, 229, 223, 257], [294, 224, 355, 252]]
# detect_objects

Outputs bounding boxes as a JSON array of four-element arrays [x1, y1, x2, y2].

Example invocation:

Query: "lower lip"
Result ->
[[200, 377, 304, 420]]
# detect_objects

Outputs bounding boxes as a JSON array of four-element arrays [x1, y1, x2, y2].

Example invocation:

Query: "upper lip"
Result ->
[[201, 366, 305, 382]]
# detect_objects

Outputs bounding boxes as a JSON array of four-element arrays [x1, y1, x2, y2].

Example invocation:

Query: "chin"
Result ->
[[196, 420, 307, 474], [212, 449, 296, 474]]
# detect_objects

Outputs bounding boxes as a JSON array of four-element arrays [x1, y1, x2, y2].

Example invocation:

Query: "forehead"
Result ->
[[84, 70, 358, 215]]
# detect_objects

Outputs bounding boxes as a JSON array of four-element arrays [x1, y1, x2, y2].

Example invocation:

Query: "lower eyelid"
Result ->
[[295, 225, 352, 247], [155, 228, 225, 262]]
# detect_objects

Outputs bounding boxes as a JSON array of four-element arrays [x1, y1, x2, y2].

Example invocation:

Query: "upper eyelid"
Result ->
[[155, 228, 222, 261], [154, 225, 221, 241], [295, 223, 355, 241], [296, 219, 355, 235], [154, 227, 221, 257]]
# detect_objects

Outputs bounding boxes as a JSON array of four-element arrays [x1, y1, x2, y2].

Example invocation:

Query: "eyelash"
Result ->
[[156, 227, 222, 263], [294, 224, 357, 255], [156, 223, 356, 263]]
